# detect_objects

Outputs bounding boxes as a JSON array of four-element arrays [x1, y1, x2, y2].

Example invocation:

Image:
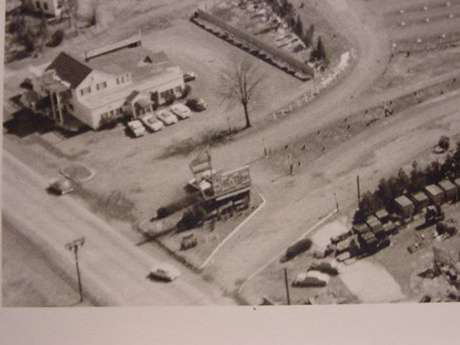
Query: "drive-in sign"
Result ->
[[212, 166, 251, 197]]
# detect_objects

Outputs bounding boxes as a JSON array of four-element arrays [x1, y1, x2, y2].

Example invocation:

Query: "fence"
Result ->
[[192, 9, 314, 80]]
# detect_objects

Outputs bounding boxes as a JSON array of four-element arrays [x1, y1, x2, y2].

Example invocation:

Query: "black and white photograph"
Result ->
[[2, 0, 460, 311]]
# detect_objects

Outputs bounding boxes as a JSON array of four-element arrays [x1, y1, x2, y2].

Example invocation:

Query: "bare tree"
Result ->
[[63, 0, 79, 34], [219, 59, 265, 129]]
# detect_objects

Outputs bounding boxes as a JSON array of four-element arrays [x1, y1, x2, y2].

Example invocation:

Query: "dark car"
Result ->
[[186, 98, 207, 112], [48, 178, 75, 195]]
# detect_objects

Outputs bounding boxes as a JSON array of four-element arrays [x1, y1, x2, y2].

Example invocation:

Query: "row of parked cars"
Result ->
[[127, 98, 207, 137]]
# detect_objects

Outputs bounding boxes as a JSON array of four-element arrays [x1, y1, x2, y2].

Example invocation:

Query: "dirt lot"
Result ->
[[365, 0, 460, 92]]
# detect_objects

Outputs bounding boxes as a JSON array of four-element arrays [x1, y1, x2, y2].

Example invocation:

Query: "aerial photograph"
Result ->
[[2, 0, 460, 307]]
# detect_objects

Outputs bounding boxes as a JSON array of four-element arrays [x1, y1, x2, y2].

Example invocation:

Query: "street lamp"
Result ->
[[65, 237, 85, 303]]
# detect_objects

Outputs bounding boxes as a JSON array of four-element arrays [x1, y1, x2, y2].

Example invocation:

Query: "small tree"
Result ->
[[303, 24, 314, 47], [409, 161, 427, 193], [294, 15, 304, 36], [36, 13, 50, 53], [310, 36, 328, 65], [63, 0, 79, 34], [438, 135, 450, 151], [219, 59, 265, 129], [397, 168, 411, 192]]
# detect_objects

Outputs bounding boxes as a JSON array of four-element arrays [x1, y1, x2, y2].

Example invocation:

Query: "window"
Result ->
[[57, 1, 63, 9], [96, 82, 107, 91], [36, 1, 41, 9], [43, 3, 49, 10], [80, 86, 91, 96]]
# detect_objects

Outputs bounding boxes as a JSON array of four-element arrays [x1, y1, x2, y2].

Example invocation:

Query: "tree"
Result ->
[[310, 36, 328, 65], [63, 0, 79, 34], [219, 59, 265, 129], [36, 13, 50, 53], [294, 15, 304, 36], [303, 24, 314, 47], [438, 135, 450, 151], [409, 160, 427, 193], [425, 161, 442, 185], [397, 168, 410, 192]]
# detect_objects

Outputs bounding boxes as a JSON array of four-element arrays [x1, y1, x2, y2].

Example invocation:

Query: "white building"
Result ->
[[23, 0, 64, 17], [30, 36, 185, 130]]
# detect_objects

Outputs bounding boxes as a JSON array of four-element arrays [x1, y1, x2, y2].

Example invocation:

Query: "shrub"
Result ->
[[157, 207, 173, 219], [180, 84, 192, 99], [177, 206, 207, 231], [308, 262, 339, 276], [439, 136, 450, 151], [281, 238, 313, 262], [46, 30, 64, 47]]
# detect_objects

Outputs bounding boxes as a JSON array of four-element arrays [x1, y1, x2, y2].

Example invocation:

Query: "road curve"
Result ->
[[2, 151, 235, 305]]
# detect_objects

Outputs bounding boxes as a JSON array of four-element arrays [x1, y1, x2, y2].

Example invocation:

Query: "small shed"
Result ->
[[454, 178, 460, 189], [438, 180, 457, 202], [383, 221, 398, 236], [394, 195, 415, 219], [366, 216, 384, 238], [410, 191, 430, 212], [352, 223, 370, 235], [375, 209, 390, 224], [359, 231, 378, 248], [336, 237, 353, 254], [424, 184, 445, 205]]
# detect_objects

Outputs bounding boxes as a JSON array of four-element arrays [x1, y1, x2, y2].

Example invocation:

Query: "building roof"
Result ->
[[424, 184, 444, 196], [375, 209, 389, 219], [395, 195, 413, 208], [353, 223, 370, 234], [87, 47, 174, 81], [46, 52, 93, 89], [438, 179, 456, 192], [412, 191, 429, 202]]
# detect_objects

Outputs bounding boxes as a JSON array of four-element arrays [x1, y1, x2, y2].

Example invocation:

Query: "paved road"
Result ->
[[2, 151, 235, 305]]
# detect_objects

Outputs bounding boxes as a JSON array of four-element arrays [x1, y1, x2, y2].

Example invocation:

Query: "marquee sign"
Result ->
[[211, 166, 251, 198]]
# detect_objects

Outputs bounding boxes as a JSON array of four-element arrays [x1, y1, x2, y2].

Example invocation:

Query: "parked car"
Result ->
[[149, 263, 181, 282], [156, 109, 178, 125], [183, 71, 197, 82], [170, 103, 191, 120], [127, 120, 146, 137], [48, 178, 75, 195], [140, 113, 164, 132], [186, 98, 207, 112]]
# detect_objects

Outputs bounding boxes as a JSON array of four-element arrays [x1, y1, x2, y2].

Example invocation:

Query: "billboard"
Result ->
[[211, 166, 251, 198]]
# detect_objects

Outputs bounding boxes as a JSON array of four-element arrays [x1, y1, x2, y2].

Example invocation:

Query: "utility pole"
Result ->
[[283, 267, 291, 305], [357, 175, 361, 206], [334, 192, 339, 212], [65, 237, 85, 303]]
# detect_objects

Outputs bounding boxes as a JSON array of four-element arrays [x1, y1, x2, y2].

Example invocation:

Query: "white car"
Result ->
[[140, 113, 164, 132], [156, 110, 178, 126], [127, 120, 146, 137], [170, 103, 191, 120], [149, 263, 181, 282]]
